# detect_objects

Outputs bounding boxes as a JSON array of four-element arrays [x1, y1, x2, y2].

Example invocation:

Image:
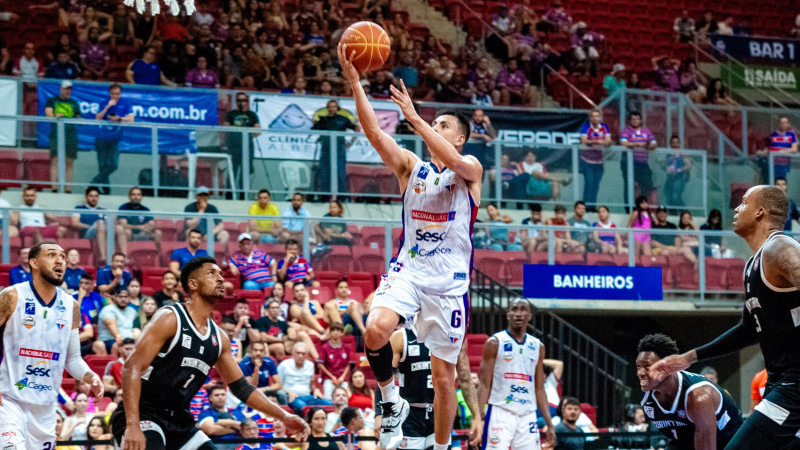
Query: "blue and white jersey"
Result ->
[[391, 160, 478, 295], [0, 281, 74, 405], [488, 330, 541, 415]]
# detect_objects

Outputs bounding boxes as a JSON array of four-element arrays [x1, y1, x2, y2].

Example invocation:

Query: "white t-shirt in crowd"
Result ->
[[277, 358, 314, 397], [19, 203, 46, 228]]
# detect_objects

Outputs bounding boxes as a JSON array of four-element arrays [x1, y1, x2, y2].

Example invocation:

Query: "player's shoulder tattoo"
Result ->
[[0, 286, 18, 324]]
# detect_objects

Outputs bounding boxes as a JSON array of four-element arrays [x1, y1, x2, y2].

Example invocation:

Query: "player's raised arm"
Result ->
[[338, 42, 417, 181], [477, 336, 498, 419], [388, 81, 483, 184], [121, 308, 178, 450], [686, 385, 720, 450], [214, 328, 310, 441]]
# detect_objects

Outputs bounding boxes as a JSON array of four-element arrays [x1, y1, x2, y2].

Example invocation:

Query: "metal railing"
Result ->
[[470, 269, 631, 427]]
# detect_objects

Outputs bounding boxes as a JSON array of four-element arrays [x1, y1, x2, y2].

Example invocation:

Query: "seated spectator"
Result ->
[[318, 322, 351, 399], [675, 210, 700, 264], [700, 209, 731, 258], [482, 204, 523, 251], [664, 136, 691, 207], [127, 278, 152, 311], [226, 233, 277, 291], [307, 407, 335, 449], [17, 186, 64, 245], [393, 52, 418, 97], [102, 338, 135, 392], [153, 270, 185, 307], [326, 387, 350, 432], [314, 200, 354, 250], [463, 109, 496, 167], [278, 239, 317, 289], [520, 203, 547, 255], [239, 340, 287, 404], [489, 154, 519, 200], [716, 16, 735, 35], [705, 78, 738, 106], [494, 59, 536, 106], [568, 201, 592, 251], [93, 289, 138, 356], [627, 196, 653, 256], [134, 296, 158, 330], [49, 33, 79, 64], [170, 228, 209, 273], [45, 50, 80, 79], [255, 298, 289, 359], [570, 22, 603, 69], [511, 150, 568, 201], [117, 186, 161, 258], [333, 407, 363, 450], [198, 385, 246, 439], [756, 115, 797, 183], [543, 0, 572, 33], [12, 42, 43, 80], [554, 396, 585, 450], [109, 2, 135, 47], [60, 392, 91, 440], [368, 70, 393, 99], [332, 279, 366, 336], [219, 317, 243, 362], [261, 282, 286, 318], [652, 56, 680, 93], [286, 283, 337, 340], [278, 342, 333, 413], [248, 189, 282, 243], [679, 58, 707, 103], [776, 178, 800, 231], [75, 273, 106, 325], [347, 369, 373, 411], [592, 206, 624, 254], [235, 418, 265, 450], [651, 206, 678, 254], [80, 27, 110, 79], [471, 78, 493, 107], [185, 56, 220, 88], [603, 64, 626, 98], [491, 5, 517, 38], [183, 186, 230, 246], [126, 46, 176, 86], [673, 10, 696, 42], [223, 298, 261, 349], [62, 248, 86, 293], [9, 247, 32, 285], [72, 187, 108, 262], [546, 204, 584, 253], [281, 75, 309, 95], [97, 252, 132, 297], [281, 193, 311, 242]]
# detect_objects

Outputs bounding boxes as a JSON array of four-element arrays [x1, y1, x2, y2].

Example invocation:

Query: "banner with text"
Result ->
[[722, 65, 800, 91], [248, 94, 405, 163], [711, 34, 800, 65], [523, 264, 663, 300], [37, 81, 219, 154], [0, 79, 18, 146]]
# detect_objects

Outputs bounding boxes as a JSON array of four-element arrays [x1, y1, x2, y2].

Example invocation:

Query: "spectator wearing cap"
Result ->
[[619, 111, 657, 203], [225, 233, 277, 291], [603, 64, 626, 98], [651, 205, 678, 253], [45, 80, 80, 191], [543, 0, 572, 33], [570, 22, 603, 67], [183, 186, 230, 246]]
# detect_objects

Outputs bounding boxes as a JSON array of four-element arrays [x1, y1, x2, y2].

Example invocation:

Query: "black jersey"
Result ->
[[139, 303, 223, 423], [398, 328, 435, 405], [641, 371, 742, 450], [744, 231, 800, 383]]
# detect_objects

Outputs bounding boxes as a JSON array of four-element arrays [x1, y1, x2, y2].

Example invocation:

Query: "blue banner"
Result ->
[[710, 34, 800, 66], [523, 264, 663, 300], [37, 81, 219, 154]]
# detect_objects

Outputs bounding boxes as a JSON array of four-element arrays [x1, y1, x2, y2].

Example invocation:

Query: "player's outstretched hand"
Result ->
[[89, 374, 105, 402], [337, 42, 360, 83], [649, 352, 694, 382], [544, 426, 556, 447], [122, 426, 147, 450], [389, 80, 417, 121], [469, 417, 482, 447], [284, 413, 311, 442]]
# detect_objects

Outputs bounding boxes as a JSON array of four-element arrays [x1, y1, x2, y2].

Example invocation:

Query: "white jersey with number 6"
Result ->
[[488, 330, 541, 415]]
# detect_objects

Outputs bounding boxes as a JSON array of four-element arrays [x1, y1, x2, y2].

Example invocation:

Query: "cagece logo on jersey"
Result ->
[[25, 361, 51, 377], [15, 377, 53, 392], [408, 244, 451, 259]]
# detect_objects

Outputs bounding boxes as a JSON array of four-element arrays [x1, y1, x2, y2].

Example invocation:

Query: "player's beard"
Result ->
[[41, 268, 64, 286]]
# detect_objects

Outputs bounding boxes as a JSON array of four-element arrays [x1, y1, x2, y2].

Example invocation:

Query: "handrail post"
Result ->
[[242, 131, 250, 199], [699, 232, 706, 304], [106, 210, 115, 263], [494, 140, 502, 206], [665, 95, 672, 144], [331, 134, 338, 199], [572, 146, 580, 202], [702, 152, 708, 217], [678, 95, 685, 147], [151, 128, 159, 197], [769, 152, 775, 184], [384, 222, 392, 270], [547, 228, 555, 265], [57, 121, 66, 194], [619, 85, 626, 133], [628, 230, 635, 267], [206, 216, 215, 257], [741, 108, 748, 155], [626, 148, 634, 212], [302, 217, 310, 257], [2, 208, 9, 264]]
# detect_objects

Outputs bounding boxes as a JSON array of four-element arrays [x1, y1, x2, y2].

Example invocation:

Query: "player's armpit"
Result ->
[[0, 286, 18, 328], [686, 385, 720, 450]]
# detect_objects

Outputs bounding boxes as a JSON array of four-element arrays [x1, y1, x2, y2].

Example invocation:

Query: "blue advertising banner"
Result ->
[[523, 264, 663, 300], [37, 81, 219, 154], [710, 34, 800, 65]]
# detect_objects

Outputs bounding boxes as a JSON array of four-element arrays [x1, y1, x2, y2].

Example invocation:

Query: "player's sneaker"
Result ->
[[379, 398, 409, 449]]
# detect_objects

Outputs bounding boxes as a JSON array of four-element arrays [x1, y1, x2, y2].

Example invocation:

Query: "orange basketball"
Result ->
[[340, 21, 391, 72]]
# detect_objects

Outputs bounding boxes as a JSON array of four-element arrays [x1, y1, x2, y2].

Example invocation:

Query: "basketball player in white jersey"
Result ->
[[338, 43, 483, 450], [0, 242, 104, 450], [477, 299, 555, 450]]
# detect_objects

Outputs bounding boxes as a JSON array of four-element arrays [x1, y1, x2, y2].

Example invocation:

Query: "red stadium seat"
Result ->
[[360, 226, 387, 249], [704, 257, 729, 291], [668, 254, 699, 291], [555, 253, 585, 265], [141, 266, 165, 292], [348, 286, 365, 302], [0, 264, 11, 287], [318, 245, 353, 273], [0, 150, 21, 189], [473, 249, 505, 281], [723, 258, 746, 291], [85, 355, 116, 376], [586, 253, 615, 266], [154, 219, 178, 242], [352, 247, 385, 275], [505, 251, 530, 287], [59, 238, 93, 267], [127, 241, 160, 268], [347, 272, 377, 295], [315, 271, 341, 285], [466, 334, 488, 356], [21, 151, 52, 190], [638, 255, 673, 290]]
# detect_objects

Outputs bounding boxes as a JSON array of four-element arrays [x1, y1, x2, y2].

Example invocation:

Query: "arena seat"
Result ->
[[317, 245, 353, 273], [85, 355, 116, 376], [638, 255, 673, 290], [505, 251, 531, 286], [723, 258, 746, 291], [55, 216, 79, 239], [586, 253, 615, 266], [59, 238, 93, 267], [347, 272, 377, 294], [0, 265, 11, 287], [127, 241, 160, 268], [466, 334, 489, 356], [246, 298, 263, 318], [316, 271, 342, 286], [258, 243, 285, 262], [154, 219, 178, 242], [61, 377, 76, 393], [555, 253, 585, 266], [21, 151, 52, 190], [311, 286, 333, 303], [473, 249, 505, 281], [0, 150, 22, 189], [704, 257, 729, 291], [347, 286, 364, 302], [140, 266, 165, 292], [360, 226, 387, 249], [668, 254, 699, 291], [352, 247, 385, 275]]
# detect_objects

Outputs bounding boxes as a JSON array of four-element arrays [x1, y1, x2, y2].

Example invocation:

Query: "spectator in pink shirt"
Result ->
[[185, 56, 220, 88], [652, 56, 681, 92], [317, 322, 351, 400], [494, 58, 537, 106]]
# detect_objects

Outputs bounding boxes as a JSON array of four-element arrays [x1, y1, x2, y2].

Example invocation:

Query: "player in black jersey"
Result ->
[[113, 257, 309, 450], [650, 185, 800, 450], [636, 334, 742, 450]]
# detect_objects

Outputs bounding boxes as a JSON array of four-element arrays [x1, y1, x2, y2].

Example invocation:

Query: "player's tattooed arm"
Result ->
[[72, 299, 81, 330], [768, 238, 800, 290], [456, 342, 480, 419], [0, 286, 18, 328]]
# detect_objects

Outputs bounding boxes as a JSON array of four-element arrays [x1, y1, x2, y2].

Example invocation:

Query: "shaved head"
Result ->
[[754, 185, 789, 225]]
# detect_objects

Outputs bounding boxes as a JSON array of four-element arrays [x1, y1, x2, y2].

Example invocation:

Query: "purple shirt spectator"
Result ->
[[544, 5, 571, 28], [569, 29, 603, 48], [80, 42, 110, 71], [496, 67, 527, 91], [185, 68, 219, 88], [580, 122, 611, 164], [620, 126, 657, 163]]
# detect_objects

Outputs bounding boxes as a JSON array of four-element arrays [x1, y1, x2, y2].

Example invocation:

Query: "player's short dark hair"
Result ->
[[29, 241, 58, 260], [554, 204, 566, 213], [336, 278, 348, 288], [436, 109, 471, 142], [180, 256, 217, 293], [23, 185, 36, 193], [775, 177, 787, 184], [598, 205, 609, 213], [207, 384, 226, 396], [508, 298, 532, 313], [121, 338, 136, 346], [112, 252, 126, 261], [340, 406, 360, 427], [529, 203, 542, 213], [293, 282, 305, 291], [637, 333, 679, 358], [329, 322, 344, 332], [757, 185, 789, 225], [85, 186, 100, 196]]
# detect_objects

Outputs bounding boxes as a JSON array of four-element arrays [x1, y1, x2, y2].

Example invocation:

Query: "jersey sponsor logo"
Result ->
[[183, 335, 192, 349], [14, 377, 52, 391], [412, 180, 426, 193], [504, 373, 533, 381], [55, 318, 66, 330], [24, 302, 35, 315], [448, 332, 461, 344], [408, 244, 452, 258], [418, 165, 429, 180], [408, 345, 420, 356], [25, 361, 52, 377], [504, 352, 513, 362], [453, 272, 466, 280], [410, 210, 456, 222], [55, 300, 67, 314], [504, 394, 532, 405], [644, 406, 654, 418], [212, 334, 218, 347], [19, 348, 60, 360], [510, 384, 529, 394], [503, 342, 513, 352], [415, 229, 446, 242], [22, 316, 35, 329], [181, 357, 212, 374], [652, 419, 688, 428], [676, 410, 686, 418]]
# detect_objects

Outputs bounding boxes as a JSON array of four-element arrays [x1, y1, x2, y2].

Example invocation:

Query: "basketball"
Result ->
[[340, 21, 391, 72]]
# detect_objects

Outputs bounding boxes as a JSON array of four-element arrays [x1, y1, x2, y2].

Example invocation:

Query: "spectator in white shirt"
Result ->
[[277, 342, 332, 413], [12, 43, 43, 80], [0, 188, 17, 240], [16, 186, 65, 245]]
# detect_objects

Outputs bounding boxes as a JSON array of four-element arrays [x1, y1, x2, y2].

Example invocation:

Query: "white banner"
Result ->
[[0, 79, 19, 146], [248, 93, 405, 163]]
